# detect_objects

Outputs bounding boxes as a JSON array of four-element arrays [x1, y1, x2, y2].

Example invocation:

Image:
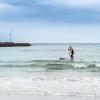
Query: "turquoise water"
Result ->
[[0, 43, 100, 96], [0, 43, 100, 71]]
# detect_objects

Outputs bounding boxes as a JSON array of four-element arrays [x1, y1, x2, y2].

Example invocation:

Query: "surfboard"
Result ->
[[59, 57, 75, 62], [59, 57, 84, 63], [59, 58, 67, 60], [59, 58, 67, 61]]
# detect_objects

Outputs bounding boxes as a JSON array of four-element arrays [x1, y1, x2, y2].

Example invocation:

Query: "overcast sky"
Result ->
[[0, 0, 100, 43]]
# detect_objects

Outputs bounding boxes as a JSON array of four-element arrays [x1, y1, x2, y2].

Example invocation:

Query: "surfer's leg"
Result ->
[[71, 54, 74, 61]]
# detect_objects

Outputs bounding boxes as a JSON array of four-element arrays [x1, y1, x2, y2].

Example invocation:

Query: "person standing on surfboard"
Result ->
[[68, 46, 74, 61]]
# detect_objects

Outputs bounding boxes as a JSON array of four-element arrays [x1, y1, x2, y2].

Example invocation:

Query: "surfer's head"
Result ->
[[69, 46, 72, 49]]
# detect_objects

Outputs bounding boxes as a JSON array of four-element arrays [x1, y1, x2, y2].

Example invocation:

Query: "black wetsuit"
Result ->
[[71, 49, 74, 60]]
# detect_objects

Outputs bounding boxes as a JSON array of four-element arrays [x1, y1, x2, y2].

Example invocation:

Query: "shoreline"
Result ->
[[0, 96, 100, 100]]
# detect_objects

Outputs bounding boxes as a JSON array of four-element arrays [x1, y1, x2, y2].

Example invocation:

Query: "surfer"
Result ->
[[68, 46, 74, 61]]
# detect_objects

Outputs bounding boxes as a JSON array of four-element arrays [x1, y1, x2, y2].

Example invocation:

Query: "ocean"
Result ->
[[0, 43, 100, 97]]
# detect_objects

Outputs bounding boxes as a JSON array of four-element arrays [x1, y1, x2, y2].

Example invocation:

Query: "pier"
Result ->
[[0, 42, 31, 47], [0, 30, 31, 47]]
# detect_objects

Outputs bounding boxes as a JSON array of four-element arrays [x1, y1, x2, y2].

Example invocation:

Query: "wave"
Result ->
[[44, 63, 100, 72], [0, 60, 100, 72]]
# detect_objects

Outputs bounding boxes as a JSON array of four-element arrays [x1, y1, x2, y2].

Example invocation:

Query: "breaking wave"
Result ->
[[0, 60, 100, 72]]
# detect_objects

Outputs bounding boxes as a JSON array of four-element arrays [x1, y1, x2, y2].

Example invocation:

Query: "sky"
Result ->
[[0, 0, 100, 43]]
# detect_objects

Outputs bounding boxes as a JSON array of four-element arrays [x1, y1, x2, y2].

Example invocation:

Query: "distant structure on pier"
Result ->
[[0, 30, 31, 47]]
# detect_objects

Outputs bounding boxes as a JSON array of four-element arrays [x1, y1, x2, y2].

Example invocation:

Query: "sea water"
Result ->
[[0, 43, 100, 97]]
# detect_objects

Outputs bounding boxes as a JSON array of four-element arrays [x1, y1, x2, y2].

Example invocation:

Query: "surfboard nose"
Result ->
[[59, 58, 66, 60]]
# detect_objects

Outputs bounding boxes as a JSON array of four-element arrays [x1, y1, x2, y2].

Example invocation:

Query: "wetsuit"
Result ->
[[71, 49, 74, 60]]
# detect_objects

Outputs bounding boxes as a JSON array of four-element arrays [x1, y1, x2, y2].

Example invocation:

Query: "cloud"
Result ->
[[0, 0, 40, 14], [0, 3, 18, 13], [41, 0, 100, 7], [0, 0, 99, 24]]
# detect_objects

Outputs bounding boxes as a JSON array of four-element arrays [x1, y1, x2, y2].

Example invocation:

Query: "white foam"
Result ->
[[0, 76, 100, 96]]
